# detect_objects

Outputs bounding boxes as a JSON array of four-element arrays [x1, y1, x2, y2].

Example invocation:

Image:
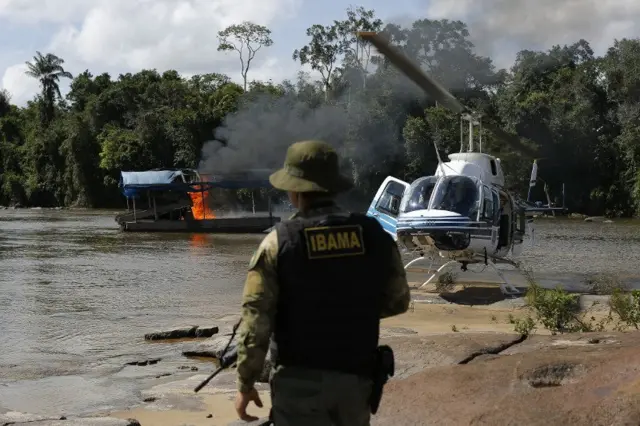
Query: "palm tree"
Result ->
[[25, 51, 73, 125]]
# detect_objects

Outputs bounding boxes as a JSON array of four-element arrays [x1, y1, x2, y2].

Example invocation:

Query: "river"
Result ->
[[1, 209, 639, 417]]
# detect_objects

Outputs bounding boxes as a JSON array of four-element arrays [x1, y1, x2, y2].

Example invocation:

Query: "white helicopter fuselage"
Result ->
[[366, 152, 528, 265]]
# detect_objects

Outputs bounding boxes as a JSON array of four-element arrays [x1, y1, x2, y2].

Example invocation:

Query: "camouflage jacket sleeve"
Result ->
[[380, 236, 411, 319], [236, 229, 279, 393]]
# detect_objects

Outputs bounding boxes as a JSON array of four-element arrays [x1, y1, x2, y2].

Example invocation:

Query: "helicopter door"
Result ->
[[367, 176, 409, 239]]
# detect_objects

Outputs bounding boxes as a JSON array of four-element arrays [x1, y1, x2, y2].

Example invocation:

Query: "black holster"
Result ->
[[369, 345, 395, 415]]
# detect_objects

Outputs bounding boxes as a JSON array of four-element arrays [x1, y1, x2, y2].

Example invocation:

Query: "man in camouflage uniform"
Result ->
[[234, 140, 411, 425]]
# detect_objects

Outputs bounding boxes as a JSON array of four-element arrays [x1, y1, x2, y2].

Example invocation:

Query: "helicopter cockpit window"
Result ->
[[429, 176, 480, 219], [400, 176, 438, 213], [490, 159, 497, 176]]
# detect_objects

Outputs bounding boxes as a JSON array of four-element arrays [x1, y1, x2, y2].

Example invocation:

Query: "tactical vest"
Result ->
[[273, 212, 394, 377]]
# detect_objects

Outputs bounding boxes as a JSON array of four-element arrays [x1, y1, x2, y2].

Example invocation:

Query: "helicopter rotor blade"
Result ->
[[357, 31, 538, 158], [481, 118, 538, 158], [356, 31, 467, 115]]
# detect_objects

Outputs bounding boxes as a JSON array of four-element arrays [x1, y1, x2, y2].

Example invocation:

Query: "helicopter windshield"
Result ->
[[400, 176, 438, 213], [429, 175, 481, 219]]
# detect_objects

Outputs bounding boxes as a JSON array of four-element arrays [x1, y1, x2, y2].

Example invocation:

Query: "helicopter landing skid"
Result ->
[[486, 259, 521, 296], [405, 255, 521, 297]]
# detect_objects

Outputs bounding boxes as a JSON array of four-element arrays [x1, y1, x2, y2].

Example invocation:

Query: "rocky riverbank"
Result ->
[[4, 285, 639, 426]]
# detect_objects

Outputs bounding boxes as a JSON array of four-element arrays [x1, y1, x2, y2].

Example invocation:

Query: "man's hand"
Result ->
[[235, 388, 263, 422]]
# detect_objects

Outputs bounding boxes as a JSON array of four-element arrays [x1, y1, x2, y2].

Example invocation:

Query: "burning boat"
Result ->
[[115, 168, 280, 233]]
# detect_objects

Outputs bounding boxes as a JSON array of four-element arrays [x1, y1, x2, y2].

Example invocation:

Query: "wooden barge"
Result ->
[[115, 168, 280, 233]]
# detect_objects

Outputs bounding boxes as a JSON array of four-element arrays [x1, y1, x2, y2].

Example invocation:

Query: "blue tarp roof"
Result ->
[[119, 170, 273, 198], [121, 170, 184, 186]]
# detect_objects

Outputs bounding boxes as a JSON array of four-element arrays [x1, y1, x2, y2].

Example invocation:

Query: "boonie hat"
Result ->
[[269, 140, 353, 193]]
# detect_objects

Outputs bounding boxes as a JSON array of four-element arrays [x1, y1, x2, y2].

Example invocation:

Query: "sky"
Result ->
[[1, 0, 640, 106]]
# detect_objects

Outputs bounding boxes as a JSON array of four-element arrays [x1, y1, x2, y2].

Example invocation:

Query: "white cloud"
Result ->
[[0, 0, 91, 24], [1, 0, 301, 105], [1, 63, 40, 105], [425, 0, 640, 68]]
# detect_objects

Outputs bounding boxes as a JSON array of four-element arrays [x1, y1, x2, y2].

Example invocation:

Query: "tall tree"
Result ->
[[217, 21, 274, 92], [25, 51, 73, 125], [293, 24, 341, 101], [293, 7, 382, 99], [335, 6, 383, 89]]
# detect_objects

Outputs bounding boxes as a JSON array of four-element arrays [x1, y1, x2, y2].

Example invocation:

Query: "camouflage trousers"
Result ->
[[270, 365, 373, 426]]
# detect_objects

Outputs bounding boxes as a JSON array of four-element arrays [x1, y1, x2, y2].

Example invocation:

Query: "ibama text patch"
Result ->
[[303, 225, 365, 260]]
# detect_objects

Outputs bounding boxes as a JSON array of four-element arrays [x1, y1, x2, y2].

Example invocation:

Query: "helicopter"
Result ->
[[357, 32, 566, 296]]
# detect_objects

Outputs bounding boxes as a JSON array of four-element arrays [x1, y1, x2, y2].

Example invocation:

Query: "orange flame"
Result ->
[[189, 185, 216, 219]]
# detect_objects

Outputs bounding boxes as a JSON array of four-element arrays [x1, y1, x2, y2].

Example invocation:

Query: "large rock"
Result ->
[[144, 325, 218, 341], [105, 331, 640, 425], [183, 332, 519, 384], [182, 333, 272, 383], [372, 331, 640, 426], [182, 333, 236, 358], [379, 332, 524, 378]]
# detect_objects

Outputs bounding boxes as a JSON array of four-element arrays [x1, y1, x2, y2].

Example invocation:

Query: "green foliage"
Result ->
[[524, 282, 589, 334], [2, 10, 640, 214], [510, 275, 640, 336], [609, 289, 640, 330], [509, 314, 536, 336]]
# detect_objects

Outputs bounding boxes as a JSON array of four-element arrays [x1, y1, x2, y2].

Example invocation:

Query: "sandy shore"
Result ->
[[111, 393, 272, 426], [106, 284, 569, 426]]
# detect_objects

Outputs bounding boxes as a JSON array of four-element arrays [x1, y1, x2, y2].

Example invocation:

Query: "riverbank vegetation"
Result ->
[[509, 271, 640, 336], [2, 6, 640, 216]]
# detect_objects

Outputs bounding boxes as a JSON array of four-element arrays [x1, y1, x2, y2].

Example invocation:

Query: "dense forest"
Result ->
[[1, 6, 640, 217]]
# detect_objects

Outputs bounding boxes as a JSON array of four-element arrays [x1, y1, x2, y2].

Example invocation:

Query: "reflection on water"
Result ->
[[0, 209, 639, 415]]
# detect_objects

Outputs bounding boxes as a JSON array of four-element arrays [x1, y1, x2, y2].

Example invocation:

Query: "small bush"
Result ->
[[609, 289, 640, 330], [585, 273, 629, 295], [509, 314, 536, 336], [525, 282, 590, 333], [508, 269, 634, 336], [435, 271, 457, 293]]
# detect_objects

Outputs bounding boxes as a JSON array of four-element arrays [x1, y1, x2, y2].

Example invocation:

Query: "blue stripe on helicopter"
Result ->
[[397, 217, 494, 236]]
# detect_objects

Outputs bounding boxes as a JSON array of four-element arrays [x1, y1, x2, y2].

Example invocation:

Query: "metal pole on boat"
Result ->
[[133, 197, 137, 222], [251, 190, 256, 215], [201, 185, 206, 220], [153, 195, 158, 220]]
